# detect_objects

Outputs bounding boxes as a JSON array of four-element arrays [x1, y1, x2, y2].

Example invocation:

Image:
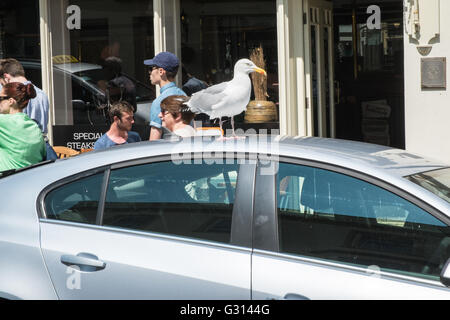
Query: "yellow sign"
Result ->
[[52, 55, 79, 64]]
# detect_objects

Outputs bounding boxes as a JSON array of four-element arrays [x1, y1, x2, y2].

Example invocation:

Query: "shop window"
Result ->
[[180, 0, 278, 126], [49, 0, 155, 131], [0, 1, 40, 60], [335, 4, 404, 77], [0, 0, 41, 80]]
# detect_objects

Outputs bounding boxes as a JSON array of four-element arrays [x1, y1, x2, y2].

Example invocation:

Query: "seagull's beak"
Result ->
[[253, 67, 267, 76]]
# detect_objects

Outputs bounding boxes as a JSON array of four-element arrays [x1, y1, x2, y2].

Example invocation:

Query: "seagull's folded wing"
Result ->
[[187, 82, 228, 114]]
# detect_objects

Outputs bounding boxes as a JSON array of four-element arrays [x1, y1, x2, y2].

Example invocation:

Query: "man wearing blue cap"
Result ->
[[144, 52, 186, 140]]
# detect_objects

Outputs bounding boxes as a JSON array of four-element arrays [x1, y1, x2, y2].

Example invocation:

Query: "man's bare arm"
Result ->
[[149, 127, 162, 140]]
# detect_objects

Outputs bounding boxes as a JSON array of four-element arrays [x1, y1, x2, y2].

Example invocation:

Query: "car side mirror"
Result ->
[[440, 258, 450, 287]]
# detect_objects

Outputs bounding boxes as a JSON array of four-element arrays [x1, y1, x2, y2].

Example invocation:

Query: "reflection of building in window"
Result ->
[[336, 20, 403, 75], [0, 1, 40, 59], [358, 22, 404, 73]]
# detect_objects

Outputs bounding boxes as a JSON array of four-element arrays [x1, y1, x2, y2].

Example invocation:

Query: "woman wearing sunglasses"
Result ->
[[159, 95, 196, 138], [0, 82, 45, 172]]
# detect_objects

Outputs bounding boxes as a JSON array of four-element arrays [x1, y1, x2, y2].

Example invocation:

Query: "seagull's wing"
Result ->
[[186, 81, 229, 115], [199, 81, 229, 94]]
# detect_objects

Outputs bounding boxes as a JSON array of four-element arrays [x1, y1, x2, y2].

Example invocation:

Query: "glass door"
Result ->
[[304, 0, 335, 138]]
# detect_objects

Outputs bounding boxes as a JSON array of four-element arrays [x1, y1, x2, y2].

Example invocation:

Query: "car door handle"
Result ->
[[61, 253, 106, 272], [283, 293, 310, 300]]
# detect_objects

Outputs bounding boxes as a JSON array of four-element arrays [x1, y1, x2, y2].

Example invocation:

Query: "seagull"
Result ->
[[184, 58, 266, 137]]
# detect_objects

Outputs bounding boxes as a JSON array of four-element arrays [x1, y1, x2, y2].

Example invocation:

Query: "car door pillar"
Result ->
[[253, 157, 278, 252]]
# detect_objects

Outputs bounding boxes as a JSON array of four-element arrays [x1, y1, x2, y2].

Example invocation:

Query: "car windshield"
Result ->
[[406, 167, 450, 204], [73, 69, 154, 102]]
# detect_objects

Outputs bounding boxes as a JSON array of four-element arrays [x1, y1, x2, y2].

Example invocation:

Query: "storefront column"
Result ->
[[153, 0, 182, 91], [276, 0, 307, 136], [39, 0, 55, 144]]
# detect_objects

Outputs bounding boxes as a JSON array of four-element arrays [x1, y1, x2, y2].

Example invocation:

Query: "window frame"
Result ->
[[37, 153, 256, 248], [253, 155, 450, 283]]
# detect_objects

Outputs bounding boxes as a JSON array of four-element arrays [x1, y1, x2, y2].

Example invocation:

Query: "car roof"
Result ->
[[273, 136, 448, 177], [53, 62, 103, 74], [2, 136, 446, 182], [2, 136, 450, 218], [62, 136, 447, 179], [19, 60, 103, 73]]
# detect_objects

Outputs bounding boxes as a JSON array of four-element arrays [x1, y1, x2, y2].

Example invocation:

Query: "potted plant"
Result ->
[[245, 45, 278, 123]]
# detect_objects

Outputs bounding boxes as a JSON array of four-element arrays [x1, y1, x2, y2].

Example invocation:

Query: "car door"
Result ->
[[39, 156, 254, 299], [252, 159, 450, 299]]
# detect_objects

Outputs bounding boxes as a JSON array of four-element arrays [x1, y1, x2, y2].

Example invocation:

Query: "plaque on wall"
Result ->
[[421, 57, 446, 89]]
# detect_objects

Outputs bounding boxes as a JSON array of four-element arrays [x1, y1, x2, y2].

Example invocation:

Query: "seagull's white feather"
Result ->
[[185, 58, 264, 120], [186, 82, 229, 114]]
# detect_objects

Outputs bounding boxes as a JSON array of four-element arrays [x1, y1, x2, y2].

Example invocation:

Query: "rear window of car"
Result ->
[[406, 167, 450, 204]]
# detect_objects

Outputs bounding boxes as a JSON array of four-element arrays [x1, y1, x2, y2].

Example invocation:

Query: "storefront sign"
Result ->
[[52, 125, 150, 151], [421, 57, 446, 90], [53, 125, 109, 150]]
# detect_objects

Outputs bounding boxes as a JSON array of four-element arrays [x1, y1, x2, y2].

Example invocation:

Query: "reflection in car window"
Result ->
[[277, 162, 450, 281], [407, 168, 450, 204], [44, 173, 104, 224], [102, 160, 239, 244]]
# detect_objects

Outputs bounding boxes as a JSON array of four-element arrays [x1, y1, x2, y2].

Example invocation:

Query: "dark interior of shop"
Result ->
[[333, 0, 404, 148]]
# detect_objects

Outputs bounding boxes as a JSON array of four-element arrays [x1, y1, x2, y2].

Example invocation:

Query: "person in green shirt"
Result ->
[[0, 82, 45, 172]]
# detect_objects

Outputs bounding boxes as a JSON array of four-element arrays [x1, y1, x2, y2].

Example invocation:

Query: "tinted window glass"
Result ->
[[22, 64, 43, 88], [103, 160, 239, 244], [49, 0, 155, 129], [44, 173, 104, 224], [180, 0, 278, 126], [277, 162, 450, 280], [2, 1, 41, 60], [407, 168, 450, 204]]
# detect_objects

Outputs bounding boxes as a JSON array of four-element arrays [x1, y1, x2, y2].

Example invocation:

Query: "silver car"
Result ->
[[1, 136, 450, 299]]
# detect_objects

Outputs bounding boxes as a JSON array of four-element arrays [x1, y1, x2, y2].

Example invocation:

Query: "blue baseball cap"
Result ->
[[144, 52, 180, 73]]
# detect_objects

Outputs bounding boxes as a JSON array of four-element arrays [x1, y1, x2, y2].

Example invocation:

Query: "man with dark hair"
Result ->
[[0, 58, 57, 160], [93, 101, 141, 150], [143, 52, 186, 140]]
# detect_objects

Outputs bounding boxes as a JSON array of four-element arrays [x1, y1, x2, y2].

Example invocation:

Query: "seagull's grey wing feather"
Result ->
[[186, 81, 229, 114], [198, 81, 229, 94]]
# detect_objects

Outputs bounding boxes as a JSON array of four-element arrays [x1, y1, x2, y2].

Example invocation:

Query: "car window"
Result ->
[[44, 172, 104, 224], [102, 160, 239, 244], [407, 167, 450, 204], [277, 162, 450, 281]]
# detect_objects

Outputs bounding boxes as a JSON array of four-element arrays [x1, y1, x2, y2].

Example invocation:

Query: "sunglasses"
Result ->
[[0, 96, 10, 101]]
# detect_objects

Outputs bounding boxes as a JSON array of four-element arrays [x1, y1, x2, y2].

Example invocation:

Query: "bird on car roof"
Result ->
[[184, 58, 266, 137]]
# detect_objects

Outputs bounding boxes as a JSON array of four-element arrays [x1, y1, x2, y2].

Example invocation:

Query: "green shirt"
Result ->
[[0, 113, 46, 172]]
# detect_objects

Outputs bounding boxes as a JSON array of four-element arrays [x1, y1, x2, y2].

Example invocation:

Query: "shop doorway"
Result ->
[[304, 0, 404, 148], [304, 0, 335, 138]]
